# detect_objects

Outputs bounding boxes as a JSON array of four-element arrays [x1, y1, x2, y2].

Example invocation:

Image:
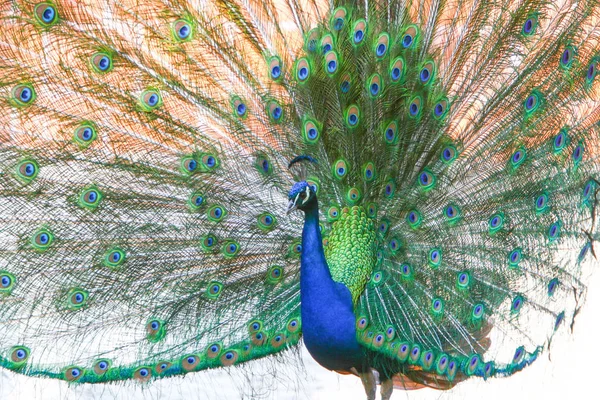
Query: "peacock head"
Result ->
[[287, 181, 317, 214], [286, 155, 318, 214]]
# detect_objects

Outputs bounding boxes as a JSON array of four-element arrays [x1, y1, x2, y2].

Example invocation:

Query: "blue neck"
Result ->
[[299, 201, 364, 372]]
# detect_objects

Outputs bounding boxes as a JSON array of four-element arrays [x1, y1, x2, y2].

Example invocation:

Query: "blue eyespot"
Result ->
[[524, 19, 532, 33], [376, 43, 386, 57], [178, 24, 190, 39], [561, 48, 573, 67], [554, 131, 566, 149], [1, 275, 11, 287], [271, 65, 281, 79], [151, 321, 159, 330], [385, 128, 394, 141], [147, 94, 158, 107], [349, 114, 357, 125], [573, 144, 583, 163], [236, 103, 246, 116], [435, 104, 443, 116], [548, 222, 560, 240], [354, 30, 364, 43], [409, 102, 419, 116], [402, 34, 413, 48], [42, 7, 55, 23], [341, 80, 350, 93], [322, 43, 332, 54], [588, 62, 596, 81], [23, 163, 35, 177], [39, 233, 49, 245], [80, 127, 93, 141], [327, 60, 337, 73], [98, 361, 108, 370], [420, 68, 430, 82], [548, 278, 559, 296], [370, 83, 379, 95], [206, 156, 216, 168], [299, 67, 308, 80], [512, 150, 523, 163], [391, 67, 401, 80], [511, 296, 523, 312], [19, 87, 32, 102]]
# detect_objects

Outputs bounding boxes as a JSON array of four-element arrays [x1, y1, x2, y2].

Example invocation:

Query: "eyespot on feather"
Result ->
[[74, 124, 98, 148], [374, 33, 389, 58], [231, 96, 247, 118], [139, 89, 162, 111], [172, 19, 193, 41], [352, 19, 367, 45], [181, 355, 200, 371], [16, 159, 39, 183], [400, 25, 419, 48], [295, 58, 311, 82], [419, 61, 435, 84], [206, 281, 223, 299], [207, 343, 221, 359], [10, 346, 29, 365], [220, 350, 239, 366], [63, 366, 84, 382], [31, 228, 53, 251], [11, 84, 36, 107], [330, 7, 347, 31], [134, 367, 152, 383], [34, 3, 58, 26], [320, 34, 334, 54], [90, 53, 113, 73], [324, 51, 339, 76], [345, 105, 360, 127], [93, 359, 111, 375], [367, 74, 382, 97], [390, 57, 405, 82], [155, 361, 172, 375]]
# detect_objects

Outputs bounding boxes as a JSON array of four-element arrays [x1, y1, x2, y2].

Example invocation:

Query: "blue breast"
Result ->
[[299, 206, 364, 371]]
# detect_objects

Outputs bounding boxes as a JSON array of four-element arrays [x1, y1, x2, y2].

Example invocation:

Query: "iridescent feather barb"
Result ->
[[0, 0, 599, 398]]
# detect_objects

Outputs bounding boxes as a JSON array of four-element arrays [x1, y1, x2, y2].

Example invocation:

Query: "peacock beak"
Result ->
[[286, 195, 300, 215]]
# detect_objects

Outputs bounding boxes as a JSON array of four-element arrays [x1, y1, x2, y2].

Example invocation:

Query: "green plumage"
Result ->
[[325, 206, 376, 303], [0, 0, 598, 397]]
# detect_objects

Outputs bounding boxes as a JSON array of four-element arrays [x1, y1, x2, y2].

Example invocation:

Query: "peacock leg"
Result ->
[[380, 377, 394, 400], [358, 368, 377, 400]]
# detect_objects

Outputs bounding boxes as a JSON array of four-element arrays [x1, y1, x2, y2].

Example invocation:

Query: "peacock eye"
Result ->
[[299, 191, 306, 198]]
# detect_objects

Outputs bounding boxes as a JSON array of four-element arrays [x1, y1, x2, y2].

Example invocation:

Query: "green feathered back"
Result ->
[[0, 0, 598, 392]]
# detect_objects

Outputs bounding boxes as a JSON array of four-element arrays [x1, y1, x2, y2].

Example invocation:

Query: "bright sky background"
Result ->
[[1, 268, 598, 400]]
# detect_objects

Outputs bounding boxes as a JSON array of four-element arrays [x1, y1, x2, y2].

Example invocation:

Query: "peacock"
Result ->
[[0, 0, 599, 399]]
